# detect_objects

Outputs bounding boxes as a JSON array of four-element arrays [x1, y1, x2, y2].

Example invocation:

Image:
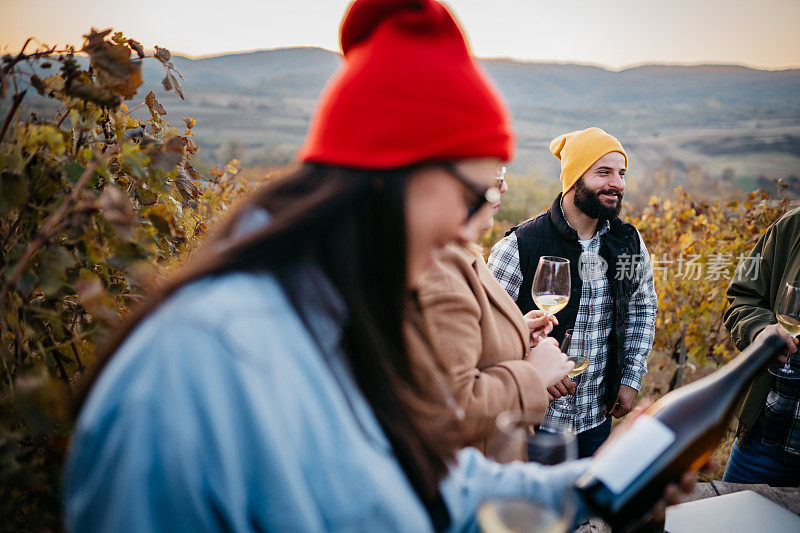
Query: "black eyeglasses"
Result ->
[[441, 162, 502, 220]]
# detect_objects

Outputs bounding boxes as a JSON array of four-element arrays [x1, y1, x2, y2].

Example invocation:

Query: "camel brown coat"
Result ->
[[406, 243, 549, 461]]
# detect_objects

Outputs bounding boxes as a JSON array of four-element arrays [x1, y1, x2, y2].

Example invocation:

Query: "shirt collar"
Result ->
[[557, 196, 611, 242]]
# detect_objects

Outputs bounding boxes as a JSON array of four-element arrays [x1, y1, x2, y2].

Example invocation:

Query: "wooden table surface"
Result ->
[[574, 482, 800, 532]]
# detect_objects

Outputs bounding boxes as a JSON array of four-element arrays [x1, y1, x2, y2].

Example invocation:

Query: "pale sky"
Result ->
[[1, 0, 798, 70]]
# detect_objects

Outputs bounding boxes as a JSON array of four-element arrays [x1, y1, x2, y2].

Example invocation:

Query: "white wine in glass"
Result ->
[[776, 313, 800, 336], [478, 499, 568, 533], [532, 257, 570, 316], [769, 280, 800, 379], [533, 294, 569, 314], [567, 358, 589, 378], [562, 329, 589, 379]]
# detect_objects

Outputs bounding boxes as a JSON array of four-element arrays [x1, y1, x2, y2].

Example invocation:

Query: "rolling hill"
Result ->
[[9, 47, 800, 189]]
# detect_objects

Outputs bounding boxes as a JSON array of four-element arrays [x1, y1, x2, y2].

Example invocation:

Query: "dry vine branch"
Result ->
[[0, 90, 26, 145]]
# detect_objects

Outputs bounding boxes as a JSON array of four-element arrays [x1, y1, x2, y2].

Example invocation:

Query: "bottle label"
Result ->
[[585, 415, 676, 495]]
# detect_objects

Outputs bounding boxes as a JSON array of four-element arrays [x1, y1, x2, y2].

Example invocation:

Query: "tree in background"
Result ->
[[0, 29, 246, 530], [632, 188, 789, 382]]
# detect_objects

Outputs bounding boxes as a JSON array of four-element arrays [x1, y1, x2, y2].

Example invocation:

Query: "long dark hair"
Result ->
[[78, 163, 458, 519]]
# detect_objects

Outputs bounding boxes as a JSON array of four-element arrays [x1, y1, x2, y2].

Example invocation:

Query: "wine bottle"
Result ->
[[575, 333, 786, 531]]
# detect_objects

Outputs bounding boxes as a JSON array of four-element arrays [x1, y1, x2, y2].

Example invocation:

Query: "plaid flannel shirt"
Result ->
[[488, 213, 657, 434]]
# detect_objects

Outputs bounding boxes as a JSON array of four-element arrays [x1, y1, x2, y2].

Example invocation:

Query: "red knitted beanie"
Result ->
[[297, 0, 514, 169]]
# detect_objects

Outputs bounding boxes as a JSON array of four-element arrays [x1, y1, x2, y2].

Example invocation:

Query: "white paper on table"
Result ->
[[665, 490, 800, 533]]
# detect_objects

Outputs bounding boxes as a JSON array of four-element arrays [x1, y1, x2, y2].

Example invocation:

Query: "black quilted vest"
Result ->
[[508, 194, 641, 409]]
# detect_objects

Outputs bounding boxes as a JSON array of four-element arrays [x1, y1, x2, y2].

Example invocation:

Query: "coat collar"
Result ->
[[451, 244, 529, 352], [549, 193, 612, 243], [549, 193, 579, 242]]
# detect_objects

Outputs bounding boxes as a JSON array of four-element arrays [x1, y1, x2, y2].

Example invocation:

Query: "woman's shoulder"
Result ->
[[417, 243, 481, 296], [80, 272, 309, 415], [440, 241, 482, 265], [72, 268, 346, 479], [166, 271, 287, 322]]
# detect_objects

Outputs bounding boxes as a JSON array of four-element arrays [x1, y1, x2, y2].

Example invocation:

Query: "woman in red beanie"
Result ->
[[64, 1, 687, 531]]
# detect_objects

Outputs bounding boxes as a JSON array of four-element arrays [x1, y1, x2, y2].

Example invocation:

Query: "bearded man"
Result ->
[[488, 127, 657, 458]]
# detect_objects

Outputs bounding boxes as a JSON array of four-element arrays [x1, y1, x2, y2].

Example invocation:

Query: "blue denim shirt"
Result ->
[[64, 264, 588, 532]]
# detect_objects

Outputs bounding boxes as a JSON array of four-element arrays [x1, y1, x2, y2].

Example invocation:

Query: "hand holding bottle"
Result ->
[[576, 333, 786, 531]]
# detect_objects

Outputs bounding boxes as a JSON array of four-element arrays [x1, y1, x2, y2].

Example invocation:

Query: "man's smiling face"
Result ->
[[573, 151, 626, 220]]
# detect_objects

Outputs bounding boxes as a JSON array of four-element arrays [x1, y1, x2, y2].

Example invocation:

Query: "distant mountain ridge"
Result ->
[[13, 47, 800, 184], [144, 48, 341, 97], [141, 47, 799, 111]]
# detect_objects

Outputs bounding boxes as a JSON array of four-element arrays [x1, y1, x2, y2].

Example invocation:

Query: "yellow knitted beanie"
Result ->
[[550, 127, 628, 194]]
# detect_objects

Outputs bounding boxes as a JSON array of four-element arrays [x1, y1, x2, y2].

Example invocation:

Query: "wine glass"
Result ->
[[559, 329, 589, 431], [531, 257, 570, 317], [562, 329, 590, 380], [479, 412, 578, 533], [769, 280, 800, 379], [477, 498, 567, 533]]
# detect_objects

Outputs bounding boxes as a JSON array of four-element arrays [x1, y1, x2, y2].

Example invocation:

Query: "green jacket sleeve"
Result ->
[[724, 228, 776, 351]]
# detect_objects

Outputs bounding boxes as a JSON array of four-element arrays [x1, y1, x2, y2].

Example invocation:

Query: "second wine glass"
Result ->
[[562, 329, 590, 379], [559, 329, 589, 432]]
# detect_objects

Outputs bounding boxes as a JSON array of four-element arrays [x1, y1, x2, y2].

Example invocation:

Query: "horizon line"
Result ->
[[3, 40, 798, 73], [172, 45, 800, 73]]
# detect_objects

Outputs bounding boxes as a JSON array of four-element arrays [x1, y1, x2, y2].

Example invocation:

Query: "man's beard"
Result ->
[[573, 177, 623, 220]]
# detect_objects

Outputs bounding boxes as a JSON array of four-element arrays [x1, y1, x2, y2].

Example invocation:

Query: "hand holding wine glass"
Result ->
[[755, 324, 798, 357], [768, 280, 800, 380], [523, 309, 558, 346], [532, 257, 570, 317], [525, 338, 574, 389]]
